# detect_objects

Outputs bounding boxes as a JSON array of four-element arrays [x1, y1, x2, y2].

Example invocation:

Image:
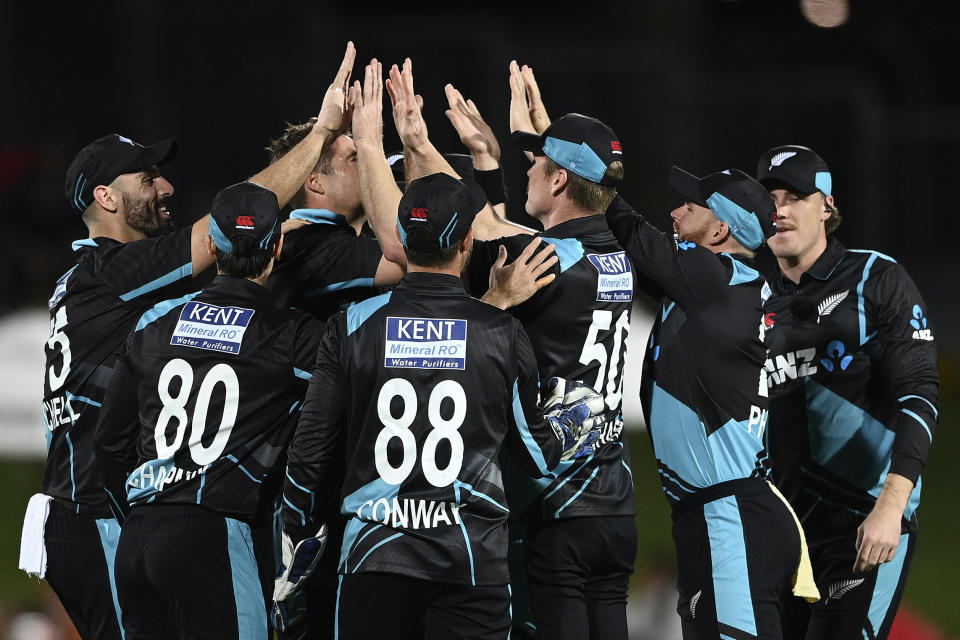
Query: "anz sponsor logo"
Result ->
[[170, 301, 255, 355], [910, 304, 934, 341], [385, 317, 467, 370], [587, 252, 633, 302], [355, 497, 463, 530], [764, 348, 817, 387]]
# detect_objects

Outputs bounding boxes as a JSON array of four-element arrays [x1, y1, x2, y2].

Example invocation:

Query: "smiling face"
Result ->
[[766, 188, 830, 267], [113, 166, 175, 237], [671, 200, 719, 245]]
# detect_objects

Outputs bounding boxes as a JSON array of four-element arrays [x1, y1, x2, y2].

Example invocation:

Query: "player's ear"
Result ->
[[712, 221, 730, 246], [305, 170, 324, 196], [204, 234, 217, 259], [549, 168, 568, 197], [93, 184, 119, 213], [822, 195, 835, 221], [460, 228, 474, 252]]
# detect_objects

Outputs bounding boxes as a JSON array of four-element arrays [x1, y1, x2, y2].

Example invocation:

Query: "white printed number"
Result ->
[[579, 309, 630, 410], [155, 359, 238, 465], [375, 378, 465, 487], [47, 306, 71, 391]]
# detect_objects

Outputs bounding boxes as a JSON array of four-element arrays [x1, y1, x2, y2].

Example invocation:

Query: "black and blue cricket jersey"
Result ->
[[466, 214, 635, 520], [41, 229, 196, 517], [282, 272, 563, 586], [267, 208, 383, 320], [604, 196, 770, 505], [94, 276, 324, 524], [762, 238, 939, 538]]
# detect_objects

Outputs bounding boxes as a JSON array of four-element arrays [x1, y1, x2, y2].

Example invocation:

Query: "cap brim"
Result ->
[[668, 166, 707, 207], [757, 175, 817, 196], [510, 130, 544, 154]]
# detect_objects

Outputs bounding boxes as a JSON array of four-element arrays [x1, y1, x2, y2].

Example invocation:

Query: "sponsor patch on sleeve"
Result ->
[[385, 317, 467, 370], [587, 252, 633, 302], [170, 301, 255, 355]]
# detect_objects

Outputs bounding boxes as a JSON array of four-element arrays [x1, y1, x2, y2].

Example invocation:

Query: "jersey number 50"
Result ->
[[375, 378, 465, 488], [579, 309, 630, 410], [155, 359, 239, 466]]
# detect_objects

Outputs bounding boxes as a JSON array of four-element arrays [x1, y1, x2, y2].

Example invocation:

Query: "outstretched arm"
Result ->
[[386, 58, 457, 182], [190, 42, 357, 275], [351, 58, 406, 267], [445, 82, 533, 240]]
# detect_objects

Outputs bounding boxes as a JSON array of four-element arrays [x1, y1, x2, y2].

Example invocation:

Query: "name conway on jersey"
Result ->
[[283, 273, 562, 585], [467, 215, 635, 518], [96, 276, 323, 523], [43, 228, 195, 517]]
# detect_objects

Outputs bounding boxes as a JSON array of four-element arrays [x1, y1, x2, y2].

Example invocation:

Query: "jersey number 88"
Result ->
[[375, 378, 465, 488]]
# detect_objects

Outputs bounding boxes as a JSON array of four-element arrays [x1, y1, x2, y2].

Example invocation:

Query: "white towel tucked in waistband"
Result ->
[[19, 493, 53, 578]]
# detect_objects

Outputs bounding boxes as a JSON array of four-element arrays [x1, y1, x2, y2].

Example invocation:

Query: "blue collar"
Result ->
[[71, 238, 99, 251], [289, 209, 347, 225]]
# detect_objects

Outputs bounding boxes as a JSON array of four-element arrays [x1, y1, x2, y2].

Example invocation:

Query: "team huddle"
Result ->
[[20, 42, 940, 640]]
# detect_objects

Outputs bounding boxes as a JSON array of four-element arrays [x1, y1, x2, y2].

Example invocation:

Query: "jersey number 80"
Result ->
[[375, 378, 465, 488]]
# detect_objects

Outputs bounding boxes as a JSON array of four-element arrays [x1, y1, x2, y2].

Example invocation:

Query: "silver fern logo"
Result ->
[[817, 290, 849, 323], [690, 590, 701, 619], [824, 578, 864, 603], [768, 151, 797, 170]]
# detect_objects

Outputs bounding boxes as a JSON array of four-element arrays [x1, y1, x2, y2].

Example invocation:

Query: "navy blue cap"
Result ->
[[669, 167, 777, 250], [397, 173, 486, 253], [65, 134, 177, 212], [512, 114, 623, 186], [209, 182, 280, 254]]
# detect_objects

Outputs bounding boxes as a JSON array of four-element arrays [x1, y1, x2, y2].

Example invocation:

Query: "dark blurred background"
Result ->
[[2, 1, 958, 637]]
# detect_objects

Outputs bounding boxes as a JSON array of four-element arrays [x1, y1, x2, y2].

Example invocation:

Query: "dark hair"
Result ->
[[215, 235, 275, 278], [403, 243, 460, 268], [545, 158, 623, 212], [825, 202, 842, 235], [265, 119, 339, 209]]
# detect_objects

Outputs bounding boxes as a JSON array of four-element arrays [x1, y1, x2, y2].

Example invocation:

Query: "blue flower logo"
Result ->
[[909, 304, 928, 331], [820, 340, 853, 372]]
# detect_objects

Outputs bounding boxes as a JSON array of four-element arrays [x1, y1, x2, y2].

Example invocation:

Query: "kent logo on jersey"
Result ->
[[170, 301, 255, 355], [587, 252, 633, 302], [385, 317, 468, 370]]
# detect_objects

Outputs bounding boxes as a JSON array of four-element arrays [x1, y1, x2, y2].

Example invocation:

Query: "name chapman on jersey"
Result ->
[[385, 317, 468, 370], [170, 301, 255, 355]]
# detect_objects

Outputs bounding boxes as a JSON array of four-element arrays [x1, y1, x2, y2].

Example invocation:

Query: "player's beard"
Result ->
[[123, 191, 175, 238]]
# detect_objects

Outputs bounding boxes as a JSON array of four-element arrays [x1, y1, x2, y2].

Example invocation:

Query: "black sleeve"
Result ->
[[473, 168, 508, 206], [464, 239, 500, 297], [282, 315, 346, 542], [605, 195, 730, 310], [271, 230, 383, 304], [93, 343, 141, 523], [503, 322, 561, 475], [96, 226, 195, 301], [868, 263, 940, 483]]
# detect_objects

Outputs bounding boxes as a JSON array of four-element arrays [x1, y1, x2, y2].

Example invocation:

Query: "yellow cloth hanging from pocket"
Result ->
[[767, 481, 820, 602]]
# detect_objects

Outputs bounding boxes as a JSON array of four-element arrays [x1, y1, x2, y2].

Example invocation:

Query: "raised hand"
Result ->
[[350, 59, 384, 147], [444, 83, 501, 169], [315, 42, 357, 135], [508, 60, 551, 135], [386, 58, 429, 152]]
